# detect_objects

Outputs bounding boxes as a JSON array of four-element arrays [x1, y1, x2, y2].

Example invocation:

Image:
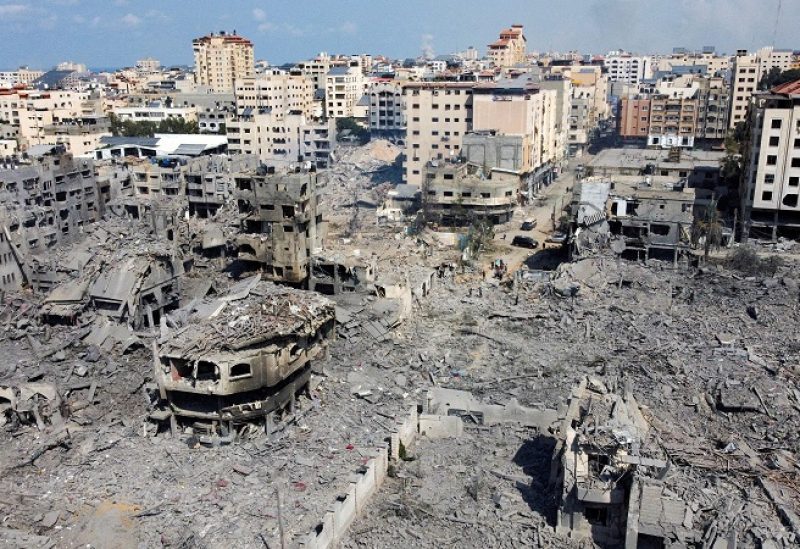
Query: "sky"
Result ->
[[0, 0, 798, 70]]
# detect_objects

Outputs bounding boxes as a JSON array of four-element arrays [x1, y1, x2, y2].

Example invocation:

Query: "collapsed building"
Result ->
[[0, 145, 101, 291], [570, 177, 696, 263], [552, 378, 696, 548], [153, 277, 335, 432], [423, 159, 520, 225], [234, 167, 325, 284]]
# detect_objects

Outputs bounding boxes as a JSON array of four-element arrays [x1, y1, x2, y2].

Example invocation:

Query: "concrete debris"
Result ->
[[0, 142, 798, 549]]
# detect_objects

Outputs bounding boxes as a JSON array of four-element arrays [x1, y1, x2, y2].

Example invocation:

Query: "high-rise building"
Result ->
[[193, 31, 254, 93], [324, 61, 365, 119], [730, 47, 794, 129], [402, 82, 474, 185], [742, 79, 800, 239]]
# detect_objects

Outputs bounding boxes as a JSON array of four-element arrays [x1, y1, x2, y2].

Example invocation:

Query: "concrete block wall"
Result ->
[[297, 405, 418, 549]]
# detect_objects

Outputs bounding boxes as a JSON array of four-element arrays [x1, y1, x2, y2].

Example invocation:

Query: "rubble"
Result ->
[[0, 140, 798, 548]]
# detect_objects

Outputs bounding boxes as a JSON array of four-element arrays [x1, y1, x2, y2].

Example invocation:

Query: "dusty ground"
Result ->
[[1, 141, 799, 548]]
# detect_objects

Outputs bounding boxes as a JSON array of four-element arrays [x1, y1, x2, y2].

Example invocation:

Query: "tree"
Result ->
[[692, 196, 724, 261], [759, 67, 800, 90], [335, 117, 369, 144], [108, 113, 199, 137]]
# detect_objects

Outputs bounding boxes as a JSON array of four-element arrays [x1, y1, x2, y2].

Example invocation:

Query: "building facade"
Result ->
[[233, 169, 325, 284], [742, 80, 800, 238], [487, 25, 527, 68], [324, 63, 364, 119], [368, 81, 404, 134], [192, 32, 255, 93], [402, 82, 474, 185]]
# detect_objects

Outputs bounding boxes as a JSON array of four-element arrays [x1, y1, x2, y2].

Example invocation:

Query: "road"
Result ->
[[488, 154, 587, 275]]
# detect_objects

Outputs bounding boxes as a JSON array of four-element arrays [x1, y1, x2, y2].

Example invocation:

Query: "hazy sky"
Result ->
[[0, 0, 797, 69]]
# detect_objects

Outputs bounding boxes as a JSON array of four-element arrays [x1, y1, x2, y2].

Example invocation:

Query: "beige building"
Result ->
[[423, 161, 519, 225], [227, 110, 336, 169], [193, 32, 255, 93], [294, 53, 331, 93], [730, 47, 795, 129], [472, 80, 559, 172], [234, 71, 314, 118], [742, 80, 800, 238], [654, 52, 731, 77], [488, 25, 527, 68], [324, 62, 364, 118], [402, 82, 474, 185], [549, 65, 610, 152], [0, 89, 103, 152]]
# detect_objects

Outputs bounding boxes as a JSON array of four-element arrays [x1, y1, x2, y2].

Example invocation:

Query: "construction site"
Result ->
[[0, 140, 799, 549]]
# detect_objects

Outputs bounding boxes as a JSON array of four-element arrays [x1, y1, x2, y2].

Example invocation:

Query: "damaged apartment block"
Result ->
[[571, 177, 696, 264], [423, 159, 519, 226], [153, 277, 335, 435], [0, 145, 101, 292], [553, 378, 696, 548], [234, 166, 325, 284]]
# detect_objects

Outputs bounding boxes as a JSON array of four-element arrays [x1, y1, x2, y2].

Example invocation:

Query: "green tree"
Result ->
[[692, 197, 724, 261], [759, 67, 800, 90], [335, 117, 369, 143]]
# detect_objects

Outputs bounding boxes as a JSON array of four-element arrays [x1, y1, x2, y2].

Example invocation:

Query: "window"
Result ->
[[764, 174, 775, 184], [795, 138, 800, 149], [769, 136, 780, 147], [771, 119, 782, 129], [793, 158, 800, 168], [790, 177, 799, 187], [767, 155, 777, 166], [762, 191, 773, 200]]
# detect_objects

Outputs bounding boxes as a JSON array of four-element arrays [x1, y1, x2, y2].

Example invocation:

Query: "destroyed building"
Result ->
[[553, 378, 696, 548], [309, 254, 375, 296], [154, 278, 335, 429], [570, 177, 695, 263], [234, 167, 325, 284], [423, 160, 519, 225], [185, 154, 260, 218], [0, 145, 101, 290]]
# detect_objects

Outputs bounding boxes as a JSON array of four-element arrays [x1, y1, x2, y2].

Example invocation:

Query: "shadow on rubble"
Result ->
[[513, 434, 559, 527], [368, 154, 403, 187], [524, 247, 568, 271]]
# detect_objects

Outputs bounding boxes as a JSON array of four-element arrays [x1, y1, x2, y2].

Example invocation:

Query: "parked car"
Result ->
[[520, 220, 537, 231], [511, 236, 538, 249], [546, 231, 568, 246]]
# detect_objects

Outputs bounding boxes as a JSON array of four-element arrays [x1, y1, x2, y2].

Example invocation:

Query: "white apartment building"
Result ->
[[226, 110, 335, 168], [234, 71, 314, 118], [743, 80, 800, 238], [113, 104, 197, 124], [325, 62, 364, 119], [0, 67, 45, 87], [604, 53, 652, 84], [294, 53, 331, 93], [192, 32, 255, 93], [368, 81, 404, 133], [730, 47, 795, 129], [136, 58, 161, 74]]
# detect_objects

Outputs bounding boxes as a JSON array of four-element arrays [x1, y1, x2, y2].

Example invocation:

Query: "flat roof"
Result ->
[[587, 148, 725, 171]]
